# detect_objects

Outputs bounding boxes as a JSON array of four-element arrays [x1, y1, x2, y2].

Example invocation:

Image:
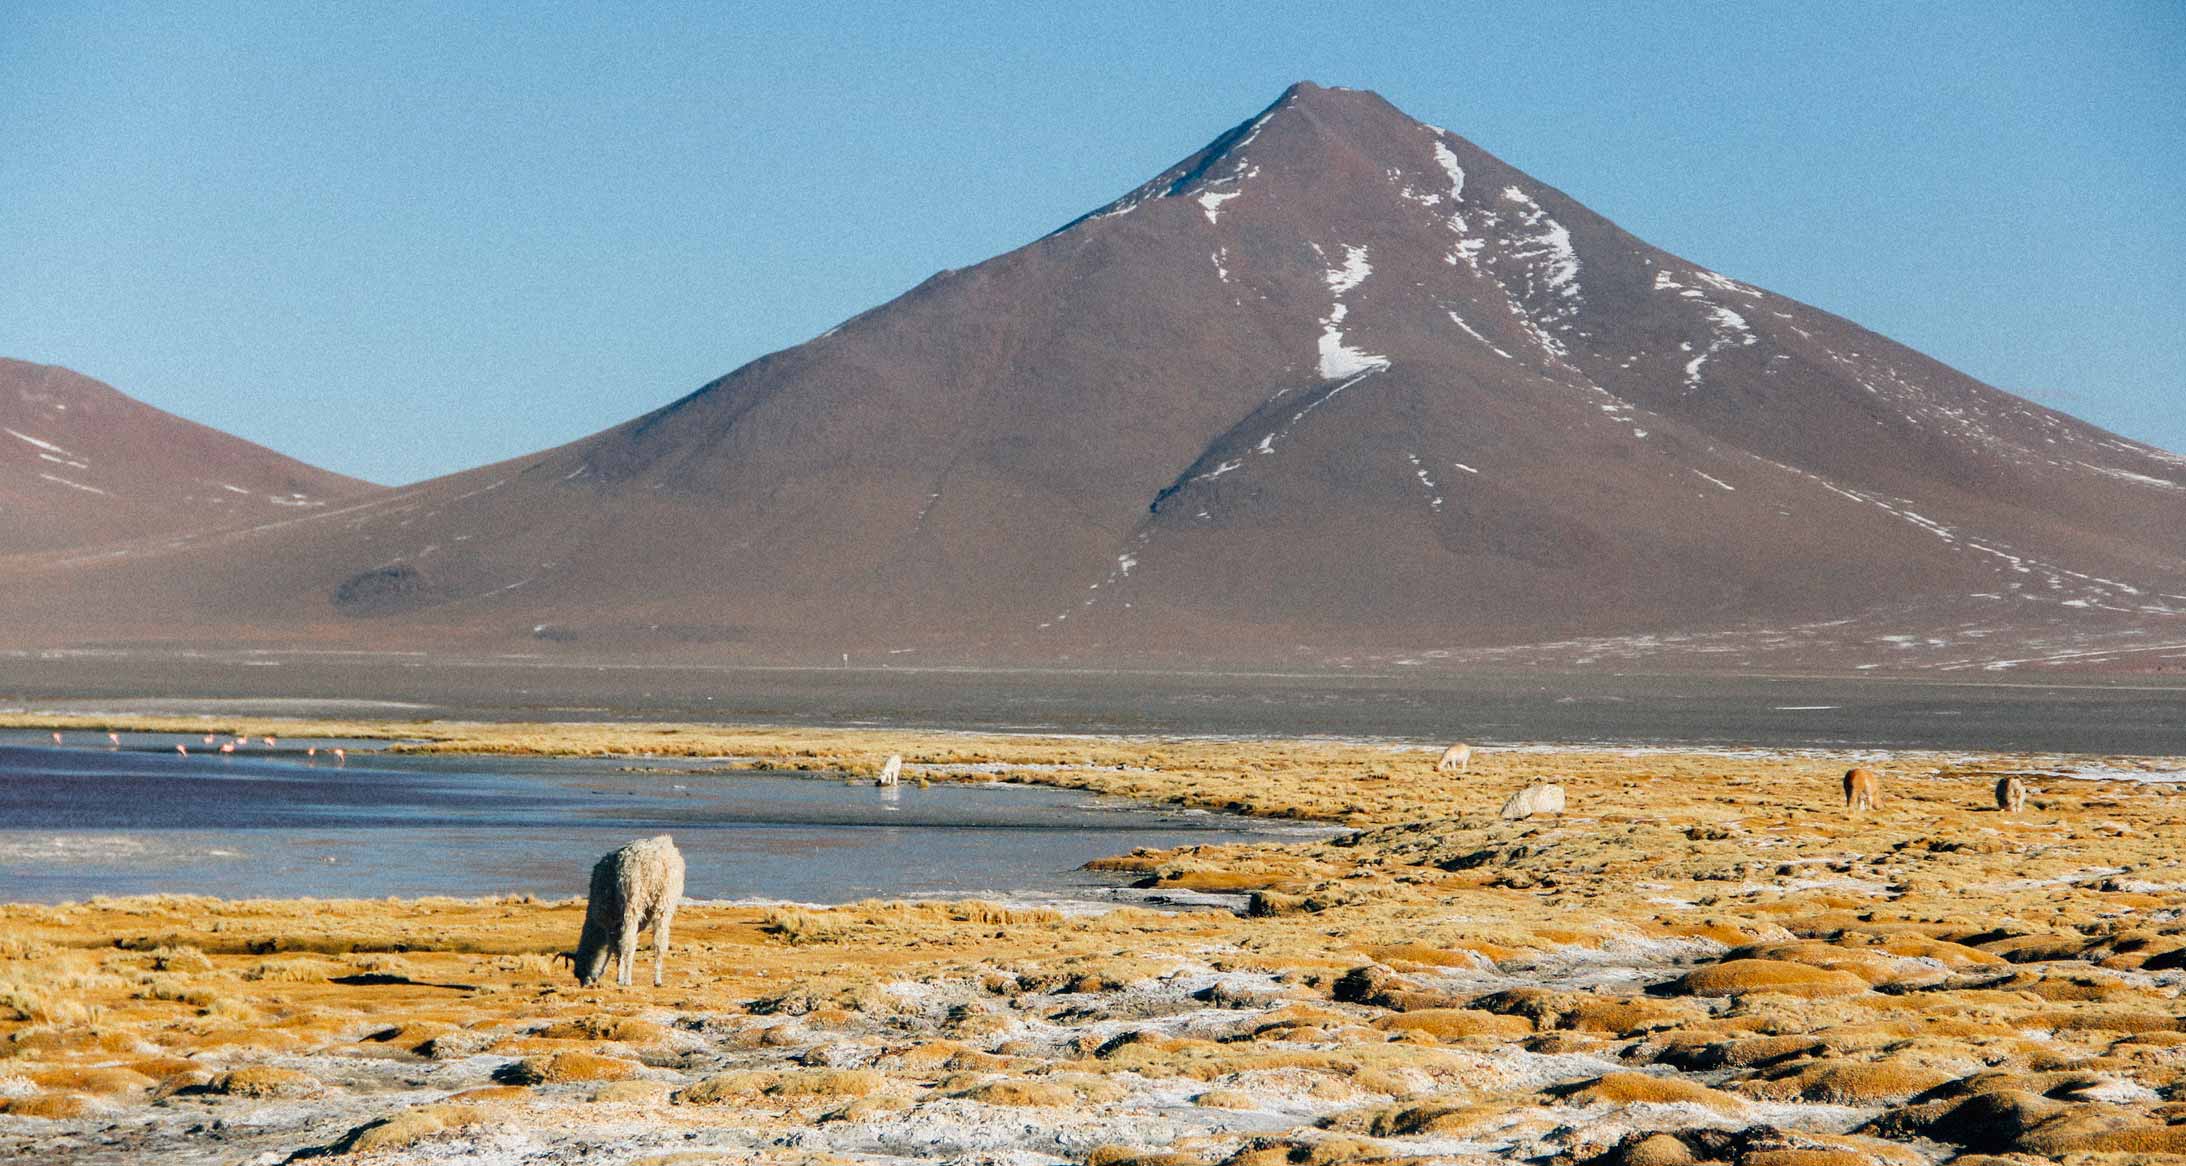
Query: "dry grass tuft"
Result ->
[[950, 1077, 1079, 1107], [494, 1051, 644, 1085], [1084, 1146, 1206, 1166], [241, 956, 342, 982], [675, 1071, 781, 1104], [1371, 1009, 1531, 1040], [1670, 959, 1871, 999], [536, 1015, 670, 1045], [1553, 1071, 1746, 1112], [147, 945, 213, 973], [1742, 1059, 1959, 1106], [760, 907, 854, 946], [327, 1102, 485, 1154], [765, 1069, 885, 1099], [208, 1066, 322, 1098]]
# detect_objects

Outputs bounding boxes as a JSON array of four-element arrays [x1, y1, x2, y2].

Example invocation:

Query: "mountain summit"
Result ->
[[3, 83, 2180, 672]]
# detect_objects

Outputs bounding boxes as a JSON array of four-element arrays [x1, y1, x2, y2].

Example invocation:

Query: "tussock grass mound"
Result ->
[[1371, 1008, 1530, 1040], [493, 1051, 643, 1085], [1669, 959, 1869, 999], [1550, 1071, 1745, 1112], [207, 1066, 322, 1098]]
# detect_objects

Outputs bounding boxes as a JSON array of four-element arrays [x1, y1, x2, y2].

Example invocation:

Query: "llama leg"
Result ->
[[617, 917, 639, 987], [653, 907, 673, 988]]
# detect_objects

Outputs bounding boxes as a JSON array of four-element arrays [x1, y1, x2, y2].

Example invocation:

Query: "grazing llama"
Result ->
[[1995, 775, 2029, 813], [569, 835, 685, 988], [1844, 767, 1881, 813], [1436, 742, 1473, 773], [1500, 782, 1565, 820]]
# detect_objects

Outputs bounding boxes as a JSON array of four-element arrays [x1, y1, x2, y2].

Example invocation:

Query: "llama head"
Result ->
[[569, 925, 612, 986]]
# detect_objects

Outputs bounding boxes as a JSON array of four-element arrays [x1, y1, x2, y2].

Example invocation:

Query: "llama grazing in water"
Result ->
[[876, 754, 903, 787], [1844, 767, 1881, 813], [1996, 775, 2029, 813], [1500, 782, 1565, 820], [1436, 742, 1473, 773], [569, 834, 685, 988]]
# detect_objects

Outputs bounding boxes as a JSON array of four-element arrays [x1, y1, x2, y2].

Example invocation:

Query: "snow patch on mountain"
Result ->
[[1693, 269, 1764, 299], [6, 428, 74, 456], [40, 472, 109, 496], [1656, 269, 1759, 390], [1498, 187, 1579, 294], [2074, 462, 2183, 491], [1405, 451, 1444, 511], [1317, 245, 1388, 379], [1444, 310, 1512, 359], [1324, 246, 1373, 295], [1432, 142, 1466, 203]]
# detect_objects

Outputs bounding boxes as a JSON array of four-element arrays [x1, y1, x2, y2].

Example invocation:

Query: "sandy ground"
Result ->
[[3, 716, 2185, 1165]]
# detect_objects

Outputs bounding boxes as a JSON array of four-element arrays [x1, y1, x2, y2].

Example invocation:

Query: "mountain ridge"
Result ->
[[0, 82, 2177, 674], [0, 358, 380, 555]]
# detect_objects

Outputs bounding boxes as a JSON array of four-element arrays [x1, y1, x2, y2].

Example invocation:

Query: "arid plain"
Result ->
[[4, 715, 2184, 1165]]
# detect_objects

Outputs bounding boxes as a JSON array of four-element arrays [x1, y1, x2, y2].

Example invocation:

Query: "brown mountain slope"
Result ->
[[0, 359, 379, 553], [0, 83, 2179, 672]]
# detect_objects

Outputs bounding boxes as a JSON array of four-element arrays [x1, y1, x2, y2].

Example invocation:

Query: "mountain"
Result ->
[[0, 359, 378, 554], [1, 83, 2180, 673]]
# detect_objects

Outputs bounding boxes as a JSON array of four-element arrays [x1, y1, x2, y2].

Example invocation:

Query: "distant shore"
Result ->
[[9, 649, 2186, 753]]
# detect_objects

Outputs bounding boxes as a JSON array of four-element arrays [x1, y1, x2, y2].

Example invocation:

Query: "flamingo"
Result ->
[[307, 746, 317, 757], [50, 731, 62, 745], [333, 747, 346, 765], [219, 742, 236, 754], [177, 744, 188, 755], [234, 735, 248, 747], [262, 736, 276, 747], [203, 734, 216, 745], [108, 731, 120, 746]]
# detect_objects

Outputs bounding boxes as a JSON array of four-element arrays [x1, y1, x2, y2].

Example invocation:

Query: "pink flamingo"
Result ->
[[108, 731, 120, 746], [50, 731, 62, 745], [203, 734, 216, 745], [219, 742, 235, 754], [176, 744, 188, 755], [262, 736, 276, 747], [333, 747, 346, 765], [307, 746, 317, 757]]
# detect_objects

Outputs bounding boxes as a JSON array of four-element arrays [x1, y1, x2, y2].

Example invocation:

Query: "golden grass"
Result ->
[[1370, 1009, 1531, 1040], [1555, 1072, 1746, 1112], [207, 1065, 321, 1098], [1, 1092, 98, 1119], [1672, 959, 1872, 999], [329, 1102, 486, 1154], [949, 1078, 1078, 1107], [497, 1051, 645, 1085], [3, 719, 2184, 1163], [1741, 1059, 1958, 1105], [766, 1069, 886, 1099]]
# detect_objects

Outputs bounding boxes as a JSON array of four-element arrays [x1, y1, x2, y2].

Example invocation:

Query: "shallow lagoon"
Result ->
[[0, 739, 1311, 903]]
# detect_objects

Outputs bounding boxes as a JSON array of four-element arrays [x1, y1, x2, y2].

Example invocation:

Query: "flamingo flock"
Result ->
[[39, 728, 349, 766]]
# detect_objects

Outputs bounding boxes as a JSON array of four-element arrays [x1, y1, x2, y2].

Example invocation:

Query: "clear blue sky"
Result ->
[[3, 2, 2180, 485]]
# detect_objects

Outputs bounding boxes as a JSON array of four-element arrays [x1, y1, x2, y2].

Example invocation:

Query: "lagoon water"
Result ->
[[0, 739, 1309, 904]]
